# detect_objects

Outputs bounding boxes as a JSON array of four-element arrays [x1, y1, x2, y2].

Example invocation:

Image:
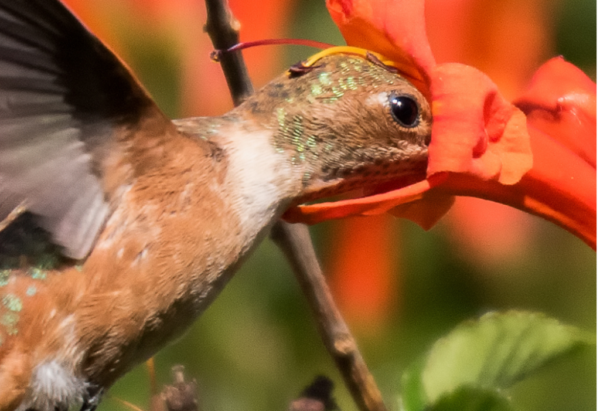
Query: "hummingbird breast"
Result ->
[[0, 117, 302, 409]]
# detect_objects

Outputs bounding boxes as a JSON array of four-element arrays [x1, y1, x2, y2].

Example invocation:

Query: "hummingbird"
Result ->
[[0, 0, 431, 410]]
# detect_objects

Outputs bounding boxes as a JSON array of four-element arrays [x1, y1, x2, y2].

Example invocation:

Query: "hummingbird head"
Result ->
[[234, 49, 432, 204]]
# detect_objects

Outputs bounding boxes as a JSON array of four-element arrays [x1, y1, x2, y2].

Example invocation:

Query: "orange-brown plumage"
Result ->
[[0, 1, 431, 409]]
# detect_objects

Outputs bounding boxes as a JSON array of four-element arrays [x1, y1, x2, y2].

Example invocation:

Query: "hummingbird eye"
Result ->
[[389, 94, 420, 128]]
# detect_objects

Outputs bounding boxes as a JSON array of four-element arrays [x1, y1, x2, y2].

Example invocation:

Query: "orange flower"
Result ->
[[284, 0, 596, 249], [62, 0, 292, 118]]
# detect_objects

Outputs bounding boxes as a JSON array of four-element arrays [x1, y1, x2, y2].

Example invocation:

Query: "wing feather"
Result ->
[[0, 0, 171, 259]]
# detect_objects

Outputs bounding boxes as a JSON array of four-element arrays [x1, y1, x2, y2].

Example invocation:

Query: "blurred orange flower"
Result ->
[[285, 0, 596, 249], [62, 0, 292, 117]]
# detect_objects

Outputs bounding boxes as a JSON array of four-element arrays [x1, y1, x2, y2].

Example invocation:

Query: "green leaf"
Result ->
[[400, 311, 594, 411], [430, 387, 515, 411], [399, 357, 428, 411]]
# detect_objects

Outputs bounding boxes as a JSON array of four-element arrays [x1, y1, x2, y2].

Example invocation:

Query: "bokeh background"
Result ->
[[60, 0, 595, 410]]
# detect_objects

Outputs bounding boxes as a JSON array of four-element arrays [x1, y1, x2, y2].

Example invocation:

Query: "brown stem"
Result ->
[[203, 2, 388, 411], [270, 223, 388, 411], [204, 0, 253, 104]]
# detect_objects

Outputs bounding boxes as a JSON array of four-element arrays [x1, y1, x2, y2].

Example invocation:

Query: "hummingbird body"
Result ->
[[0, 1, 431, 409]]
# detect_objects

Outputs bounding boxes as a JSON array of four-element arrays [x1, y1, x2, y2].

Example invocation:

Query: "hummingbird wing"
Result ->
[[0, 0, 173, 259]]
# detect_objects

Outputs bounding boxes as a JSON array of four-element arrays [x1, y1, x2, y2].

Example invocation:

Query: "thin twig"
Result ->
[[203, 2, 388, 411], [204, 0, 253, 105], [270, 223, 387, 411], [109, 396, 147, 411], [147, 358, 158, 396]]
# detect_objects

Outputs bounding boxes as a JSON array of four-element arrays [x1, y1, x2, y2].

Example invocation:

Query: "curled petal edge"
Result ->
[[283, 173, 451, 225], [432, 124, 596, 249], [514, 56, 596, 168], [428, 63, 533, 184]]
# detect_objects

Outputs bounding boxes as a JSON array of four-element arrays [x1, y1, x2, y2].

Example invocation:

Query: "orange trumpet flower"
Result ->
[[285, 0, 596, 249]]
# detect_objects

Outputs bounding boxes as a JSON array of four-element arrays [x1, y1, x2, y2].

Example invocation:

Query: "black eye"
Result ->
[[389, 94, 420, 128]]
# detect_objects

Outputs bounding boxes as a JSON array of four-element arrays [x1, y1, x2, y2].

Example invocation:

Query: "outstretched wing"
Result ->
[[0, 0, 170, 259]]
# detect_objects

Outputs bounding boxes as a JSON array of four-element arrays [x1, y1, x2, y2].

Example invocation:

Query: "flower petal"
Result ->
[[283, 173, 449, 224], [514, 57, 596, 167], [326, 0, 434, 89], [428, 63, 533, 184], [432, 125, 596, 248], [387, 189, 455, 230], [398, 61, 597, 247]]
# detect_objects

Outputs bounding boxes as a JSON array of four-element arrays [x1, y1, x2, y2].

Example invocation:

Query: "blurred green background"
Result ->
[[86, 0, 596, 410]]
